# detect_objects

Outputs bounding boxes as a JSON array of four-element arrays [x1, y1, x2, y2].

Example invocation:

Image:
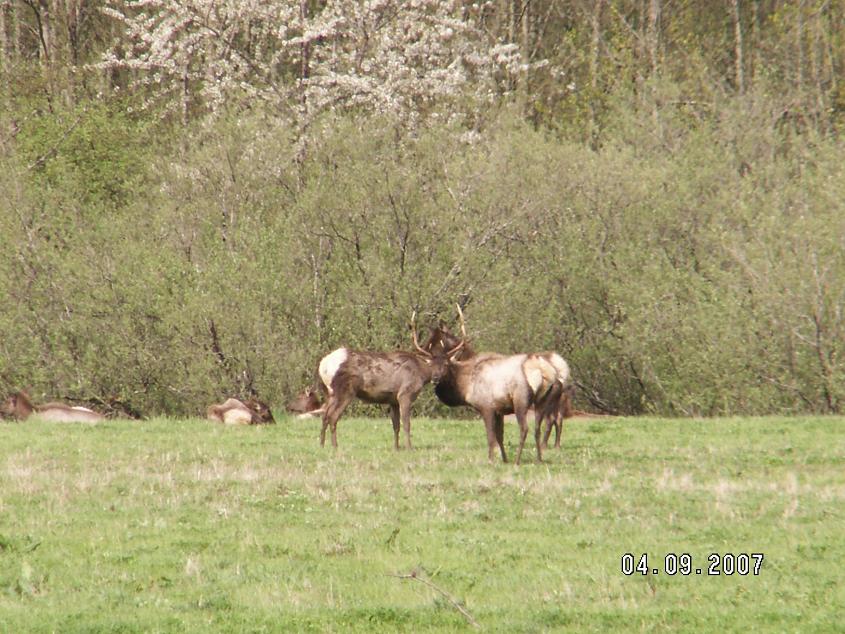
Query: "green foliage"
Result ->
[[1, 87, 845, 416], [16, 99, 154, 210]]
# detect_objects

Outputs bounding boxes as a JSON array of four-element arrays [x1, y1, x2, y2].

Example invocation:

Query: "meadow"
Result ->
[[0, 413, 842, 632]]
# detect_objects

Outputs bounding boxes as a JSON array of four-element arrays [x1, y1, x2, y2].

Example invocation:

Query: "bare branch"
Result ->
[[388, 569, 479, 629]]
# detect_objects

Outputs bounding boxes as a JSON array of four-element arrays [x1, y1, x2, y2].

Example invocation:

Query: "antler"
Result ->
[[446, 303, 467, 359], [410, 310, 430, 356], [455, 303, 468, 340]]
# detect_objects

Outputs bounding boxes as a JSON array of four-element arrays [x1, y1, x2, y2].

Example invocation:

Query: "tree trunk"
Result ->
[[38, 0, 53, 65], [60, 0, 81, 106], [21, 0, 56, 98], [0, 1, 7, 77], [299, 0, 309, 109], [12, 0, 19, 60], [182, 60, 190, 127], [732, 0, 745, 94], [0, 1, 6, 53], [810, 1, 831, 129], [647, 0, 661, 137], [647, 0, 661, 75], [520, 0, 530, 115], [0, 0, 8, 111], [64, 0, 80, 67], [796, 0, 805, 90], [508, 0, 516, 93], [750, 0, 759, 86], [588, 0, 604, 147]]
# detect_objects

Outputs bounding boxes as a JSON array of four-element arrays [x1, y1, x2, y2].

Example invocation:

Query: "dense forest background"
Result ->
[[0, 0, 843, 417]]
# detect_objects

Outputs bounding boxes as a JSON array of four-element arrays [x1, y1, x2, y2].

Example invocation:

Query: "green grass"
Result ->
[[0, 414, 843, 632]]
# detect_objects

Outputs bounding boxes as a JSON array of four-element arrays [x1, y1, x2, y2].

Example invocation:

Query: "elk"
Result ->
[[316, 324, 448, 450], [206, 397, 275, 425], [421, 321, 572, 434], [1, 391, 105, 423], [286, 386, 326, 419], [539, 382, 576, 449], [416, 308, 571, 464]]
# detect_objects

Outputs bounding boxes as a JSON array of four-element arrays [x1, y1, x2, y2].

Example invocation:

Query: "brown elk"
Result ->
[[514, 381, 610, 447], [1, 390, 105, 423], [538, 382, 576, 449], [416, 309, 571, 464], [316, 331, 448, 450], [206, 398, 275, 425], [286, 386, 326, 419]]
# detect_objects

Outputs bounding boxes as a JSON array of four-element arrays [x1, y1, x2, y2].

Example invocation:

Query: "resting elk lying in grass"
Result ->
[[417, 308, 572, 464], [206, 398, 275, 425], [315, 323, 448, 450], [1, 390, 105, 423], [286, 386, 326, 419]]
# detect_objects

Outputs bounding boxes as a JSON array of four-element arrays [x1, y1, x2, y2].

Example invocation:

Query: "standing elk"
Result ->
[[539, 382, 576, 449], [416, 308, 572, 464], [316, 323, 448, 450], [1, 391, 105, 423], [206, 397, 275, 425]]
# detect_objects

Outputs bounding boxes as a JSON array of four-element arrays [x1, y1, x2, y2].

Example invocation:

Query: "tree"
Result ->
[[99, 0, 524, 132]]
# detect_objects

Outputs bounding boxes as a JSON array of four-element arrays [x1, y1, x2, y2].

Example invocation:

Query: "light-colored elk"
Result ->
[[1, 391, 105, 423], [416, 307, 572, 463], [206, 398, 275, 425]]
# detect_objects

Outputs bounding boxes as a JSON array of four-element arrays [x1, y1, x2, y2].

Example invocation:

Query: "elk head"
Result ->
[[1, 391, 34, 420], [416, 305, 473, 361], [244, 398, 275, 424], [410, 311, 456, 382], [287, 386, 323, 414], [0, 393, 16, 418]]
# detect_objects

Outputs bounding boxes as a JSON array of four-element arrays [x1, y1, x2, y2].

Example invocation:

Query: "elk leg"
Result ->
[[553, 415, 563, 449], [322, 391, 353, 449], [557, 387, 574, 449], [514, 407, 530, 466], [537, 383, 561, 450], [534, 411, 545, 463], [330, 419, 339, 448], [482, 410, 503, 462], [541, 414, 554, 449], [398, 395, 413, 450], [389, 403, 401, 450], [319, 405, 331, 447], [494, 413, 507, 463]]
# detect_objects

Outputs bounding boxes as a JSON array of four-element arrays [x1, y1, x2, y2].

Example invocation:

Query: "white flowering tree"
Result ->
[[99, 0, 524, 129]]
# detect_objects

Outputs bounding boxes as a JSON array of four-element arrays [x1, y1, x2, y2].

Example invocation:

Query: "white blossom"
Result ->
[[98, 0, 527, 134]]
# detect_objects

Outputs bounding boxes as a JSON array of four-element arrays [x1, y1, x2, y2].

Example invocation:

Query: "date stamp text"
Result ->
[[621, 553, 764, 576]]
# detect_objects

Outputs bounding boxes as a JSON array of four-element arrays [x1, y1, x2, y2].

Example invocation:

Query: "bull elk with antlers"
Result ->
[[316, 321, 448, 450], [414, 307, 572, 464]]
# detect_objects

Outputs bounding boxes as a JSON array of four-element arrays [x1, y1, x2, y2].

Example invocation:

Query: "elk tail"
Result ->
[[523, 355, 558, 401]]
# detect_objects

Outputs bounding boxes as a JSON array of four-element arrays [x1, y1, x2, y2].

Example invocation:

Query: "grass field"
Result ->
[[0, 413, 843, 632]]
